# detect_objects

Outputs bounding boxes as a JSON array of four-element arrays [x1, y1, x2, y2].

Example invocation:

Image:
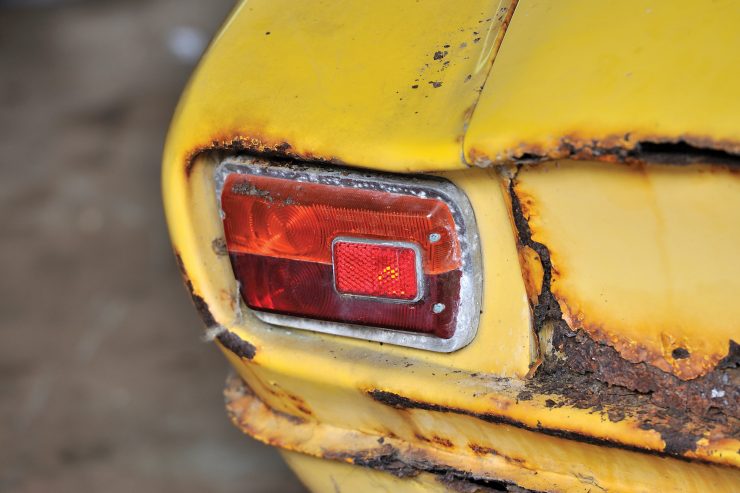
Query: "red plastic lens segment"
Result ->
[[218, 163, 479, 347], [333, 239, 422, 302]]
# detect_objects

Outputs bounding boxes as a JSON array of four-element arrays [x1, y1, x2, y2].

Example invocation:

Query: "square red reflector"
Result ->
[[333, 239, 421, 301]]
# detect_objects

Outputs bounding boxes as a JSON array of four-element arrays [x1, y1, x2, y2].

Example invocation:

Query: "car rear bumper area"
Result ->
[[223, 367, 740, 493]]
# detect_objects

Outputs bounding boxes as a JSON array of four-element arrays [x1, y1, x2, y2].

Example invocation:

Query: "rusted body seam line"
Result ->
[[366, 389, 702, 465], [174, 250, 257, 360], [471, 135, 740, 168], [226, 374, 543, 492], [184, 141, 346, 178], [507, 167, 739, 457], [174, 251, 218, 328], [217, 329, 257, 360]]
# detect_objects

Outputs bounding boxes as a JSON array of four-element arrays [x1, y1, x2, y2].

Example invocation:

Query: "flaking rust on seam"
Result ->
[[366, 390, 688, 460], [173, 251, 258, 360], [507, 170, 739, 456], [556, 298, 725, 380], [216, 330, 257, 360], [468, 134, 740, 167], [183, 134, 347, 178], [225, 375, 540, 493], [174, 251, 217, 328]]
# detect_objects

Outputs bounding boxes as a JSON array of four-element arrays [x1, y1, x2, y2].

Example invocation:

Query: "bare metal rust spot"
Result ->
[[431, 436, 454, 448], [468, 444, 525, 465], [217, 329, 257, 360], [230, 181, 273, 200], [325, 444, 538, 492], [366, 389, 695, 461], [322, 447, 420, 479], [508, 172, 739, 456], [211, 238, 228, 256], [284, 391, 314, 417], [436, 472, 539, 493], [183, 135, 344, 178], [672, 347, 690, 360], [174, 252, 217, 328]]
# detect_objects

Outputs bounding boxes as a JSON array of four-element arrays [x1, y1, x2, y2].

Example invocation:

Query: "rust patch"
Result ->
[[512, 171, 728, 380], [469, 134, 740, 167], [555, 298, 722, 380], [183, 134, 344, 178], [412, 433, 454, 449], [414, 433, 432, 444], [211, 237, 228, 256], [508, 173, 740, 456], [431, 436, 454, 448], [326, 445, 538, 492], [224, 374, 535, 493], [285, 392, 314, 417], [468, 444, 525, 466], [323, 446, 421, 479], [216, 330, 257, 360], [436, 472, 539, 493], [225, 372, 306, 432], [173, 252, 217, 328], [366, 389, 697, 461]]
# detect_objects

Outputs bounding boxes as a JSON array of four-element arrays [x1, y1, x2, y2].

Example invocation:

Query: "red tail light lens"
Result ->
[[218, 162, 481, 352]]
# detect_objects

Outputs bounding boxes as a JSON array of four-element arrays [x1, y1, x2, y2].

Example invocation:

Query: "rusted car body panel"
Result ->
[[163, 0, 516, 174], [162, 0, 740, 491], [465, 0, 740, 164]]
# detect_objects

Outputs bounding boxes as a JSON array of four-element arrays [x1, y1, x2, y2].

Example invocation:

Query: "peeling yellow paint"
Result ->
[[162, 0, 740, 489], [224, 371, 740, 492], [513, 160, 740, 379]]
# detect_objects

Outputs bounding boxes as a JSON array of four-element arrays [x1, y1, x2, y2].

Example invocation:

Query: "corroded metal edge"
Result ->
[[223, 372, 539, 493], [507, 167, 739, 457]]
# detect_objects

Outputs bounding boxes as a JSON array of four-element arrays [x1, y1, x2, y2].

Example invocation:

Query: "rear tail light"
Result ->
[[216, 160, 481, 352]]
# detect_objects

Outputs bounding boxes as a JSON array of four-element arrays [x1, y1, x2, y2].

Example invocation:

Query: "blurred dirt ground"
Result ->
[[0, 1, 307, 491]]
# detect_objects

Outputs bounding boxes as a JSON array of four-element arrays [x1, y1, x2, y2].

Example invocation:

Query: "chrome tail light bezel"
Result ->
[[214, 157, 482, 353]]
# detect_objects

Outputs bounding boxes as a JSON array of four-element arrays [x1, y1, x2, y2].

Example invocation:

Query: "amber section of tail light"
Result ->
[[221, 174, 461, 275]]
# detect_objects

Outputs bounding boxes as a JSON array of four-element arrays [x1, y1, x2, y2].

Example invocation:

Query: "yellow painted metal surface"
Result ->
[[465, 0, 740, 164], [162, 0, 740, 490], [169, 155, 739, 474], [171, 155, 532, 376], [513, 161, 740, 379], [282, 451, 454, 493], [163, 0, 516, 174], [224, 372, 740, 493]]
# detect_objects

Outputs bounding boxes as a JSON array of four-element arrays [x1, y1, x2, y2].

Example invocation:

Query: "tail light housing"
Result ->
[[216, 160, 481, 352]]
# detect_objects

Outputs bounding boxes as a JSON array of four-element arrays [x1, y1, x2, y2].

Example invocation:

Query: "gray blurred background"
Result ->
[[0, 1, 306, 491]]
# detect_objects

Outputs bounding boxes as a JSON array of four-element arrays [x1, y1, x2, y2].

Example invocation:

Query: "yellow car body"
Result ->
[[163, 1, 740, 491]]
